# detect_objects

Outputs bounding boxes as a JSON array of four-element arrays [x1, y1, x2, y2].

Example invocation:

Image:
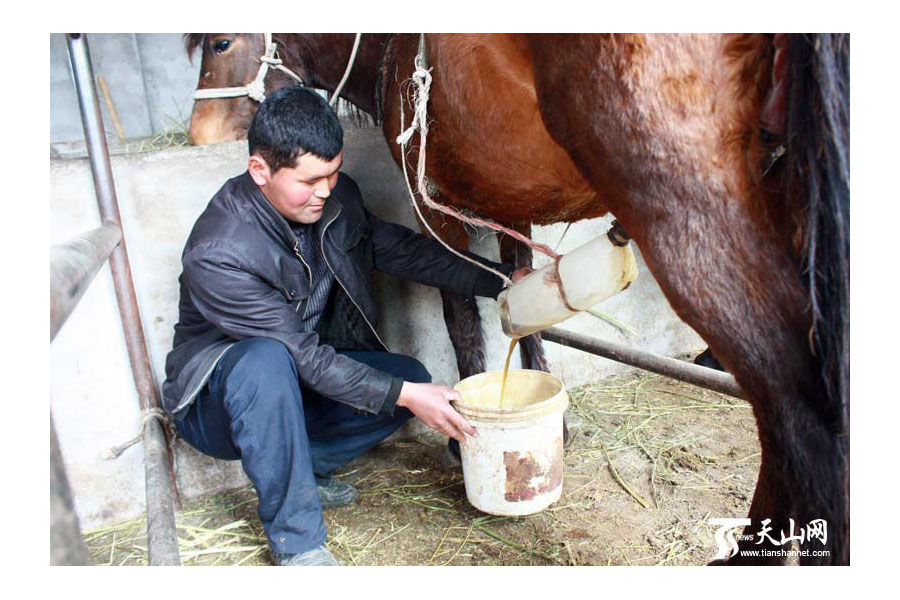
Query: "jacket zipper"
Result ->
[[174, 343, 235, 414], [320, 209, 390, 352], [292, 239, 313, 312]]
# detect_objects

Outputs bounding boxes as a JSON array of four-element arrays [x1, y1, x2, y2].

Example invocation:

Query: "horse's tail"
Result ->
[[784, 33, 850, 434]]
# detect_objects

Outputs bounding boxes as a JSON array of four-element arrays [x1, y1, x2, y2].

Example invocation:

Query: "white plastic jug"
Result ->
[[497, 227, 638, 338]]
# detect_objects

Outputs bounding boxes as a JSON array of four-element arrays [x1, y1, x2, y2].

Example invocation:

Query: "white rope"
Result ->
[[268, 62, 306, 87], [100, 408, 170, 460], [554, 223, 573, 253], [395, 54, 431, 146], [193, 86, 253, 100], [330, 33, 363, 107], [396, 49, 513, 286], [246, 34, 276, 102], [395, 36, 567, 287]]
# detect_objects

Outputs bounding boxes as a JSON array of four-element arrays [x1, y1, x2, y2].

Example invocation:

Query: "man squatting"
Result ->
[[162, 87, 525, 566]]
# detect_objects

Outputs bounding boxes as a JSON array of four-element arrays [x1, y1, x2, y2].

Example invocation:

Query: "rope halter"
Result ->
[[192, 33, 363, 106], [192, 33, 306, 103]]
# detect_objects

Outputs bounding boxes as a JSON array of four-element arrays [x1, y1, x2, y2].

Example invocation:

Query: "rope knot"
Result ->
[[100, 408, 172, 460], [412, 66, 432, 87], [259, 56, 283, 66], [395, 65, 433, 146], [246, 79, 267, 102]]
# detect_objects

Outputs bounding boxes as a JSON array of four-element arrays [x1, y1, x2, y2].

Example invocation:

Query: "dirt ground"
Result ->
[[83, 371, 761, 566]]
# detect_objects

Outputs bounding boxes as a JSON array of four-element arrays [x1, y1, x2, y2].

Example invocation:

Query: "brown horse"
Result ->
[[185, 33, 849, 565]]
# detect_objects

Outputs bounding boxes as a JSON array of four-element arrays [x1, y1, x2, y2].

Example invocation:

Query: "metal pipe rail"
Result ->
[[51, 33, 181, 566], [50, 223, 122, 341], [541, 327, 744, 399]]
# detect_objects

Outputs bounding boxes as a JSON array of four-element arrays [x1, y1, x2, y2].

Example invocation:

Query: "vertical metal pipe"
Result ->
[[50, 412, 90, 565], [66, 33, 180, 566]]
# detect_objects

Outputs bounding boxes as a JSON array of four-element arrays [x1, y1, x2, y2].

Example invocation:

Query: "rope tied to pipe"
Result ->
[[100, 408, 173, 460]]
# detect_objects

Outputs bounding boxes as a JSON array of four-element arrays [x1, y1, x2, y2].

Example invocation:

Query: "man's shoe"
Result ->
[[317, 477, 359, 509], [694, 348, 726, 372], [272, 545, 341, 566]]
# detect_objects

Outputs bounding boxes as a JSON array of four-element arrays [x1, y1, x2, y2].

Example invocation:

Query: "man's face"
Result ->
[[249, 151, 343, 224]]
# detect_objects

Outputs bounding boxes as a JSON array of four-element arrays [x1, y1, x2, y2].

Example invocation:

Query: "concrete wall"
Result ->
[[50, 33, 199, 145], [49, 127, 705, 529]]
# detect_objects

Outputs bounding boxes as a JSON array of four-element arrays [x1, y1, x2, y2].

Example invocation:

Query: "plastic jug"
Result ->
[[497, 226, 638, 338]]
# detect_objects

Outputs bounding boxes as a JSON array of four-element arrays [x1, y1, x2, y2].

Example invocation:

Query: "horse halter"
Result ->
[[192, 33, 306, 103], [192, 33, 362, 107]]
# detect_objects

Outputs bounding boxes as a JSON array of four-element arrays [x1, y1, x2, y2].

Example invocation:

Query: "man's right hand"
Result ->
[[396, 382, 477, 444]]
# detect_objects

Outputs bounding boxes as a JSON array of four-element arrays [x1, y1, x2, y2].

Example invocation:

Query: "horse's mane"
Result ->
[[374, 34, 396, 125], [784, 33, 850, 434], [274, 34, 375, 127]]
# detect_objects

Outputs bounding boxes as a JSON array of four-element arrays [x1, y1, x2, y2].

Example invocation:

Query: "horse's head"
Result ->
[[186, 33, 288, 145], [186, 33, 384, 145]]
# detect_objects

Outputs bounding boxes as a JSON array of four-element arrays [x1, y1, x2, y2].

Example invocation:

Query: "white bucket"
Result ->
[[453, 370, 569, 516]]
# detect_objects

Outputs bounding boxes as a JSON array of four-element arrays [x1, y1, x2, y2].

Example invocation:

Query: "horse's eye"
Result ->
[[213, 39, 232, 54]]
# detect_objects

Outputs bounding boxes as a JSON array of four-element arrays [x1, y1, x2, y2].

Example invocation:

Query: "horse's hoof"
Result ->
[[694, 348, 725, 372]]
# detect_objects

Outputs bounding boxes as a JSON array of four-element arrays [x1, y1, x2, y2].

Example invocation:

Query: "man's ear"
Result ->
[[248, 155, 271, 186]]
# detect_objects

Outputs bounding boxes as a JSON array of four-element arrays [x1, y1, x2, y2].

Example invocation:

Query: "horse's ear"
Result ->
[[184, 34, 205, 63]]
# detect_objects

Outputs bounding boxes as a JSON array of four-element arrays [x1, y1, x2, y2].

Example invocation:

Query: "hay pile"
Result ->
[[84, 372, 759, 566]]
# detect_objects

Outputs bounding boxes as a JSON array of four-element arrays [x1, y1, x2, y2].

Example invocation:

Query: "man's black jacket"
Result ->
[[162, 171, 511, 419]]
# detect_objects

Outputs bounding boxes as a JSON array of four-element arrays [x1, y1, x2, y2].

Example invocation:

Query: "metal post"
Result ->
[[541, 327, 744, 399], [66, 33, 180, 566], [50, 412, 90, 565]]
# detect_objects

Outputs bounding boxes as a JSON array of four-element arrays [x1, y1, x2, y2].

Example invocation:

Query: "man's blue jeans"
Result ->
[[175, 337, 423, 555]]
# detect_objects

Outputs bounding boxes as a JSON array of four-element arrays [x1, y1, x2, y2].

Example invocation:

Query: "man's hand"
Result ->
[[396, 382, 477, 444], [510, 266, 534, 283]]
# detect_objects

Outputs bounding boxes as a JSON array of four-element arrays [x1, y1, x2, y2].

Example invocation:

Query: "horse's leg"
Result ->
[[710, 426, 791, 565], [441, 284, 486, 380], [693, 348, 725, 372], [788, 421, 848, 565], [527, 34, 847, 564], [722, 387, 847, 565]]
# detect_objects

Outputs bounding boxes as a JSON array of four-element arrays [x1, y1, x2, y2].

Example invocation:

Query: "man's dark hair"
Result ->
[[248, 86, 344, 173]]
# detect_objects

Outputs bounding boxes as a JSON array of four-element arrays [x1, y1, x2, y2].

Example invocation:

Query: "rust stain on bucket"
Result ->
[[503, 438, 564, 502]]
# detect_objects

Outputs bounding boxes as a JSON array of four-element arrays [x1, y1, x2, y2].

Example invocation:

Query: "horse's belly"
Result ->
[[430, 165, 605, 225], [424, 34, 607, 224]]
